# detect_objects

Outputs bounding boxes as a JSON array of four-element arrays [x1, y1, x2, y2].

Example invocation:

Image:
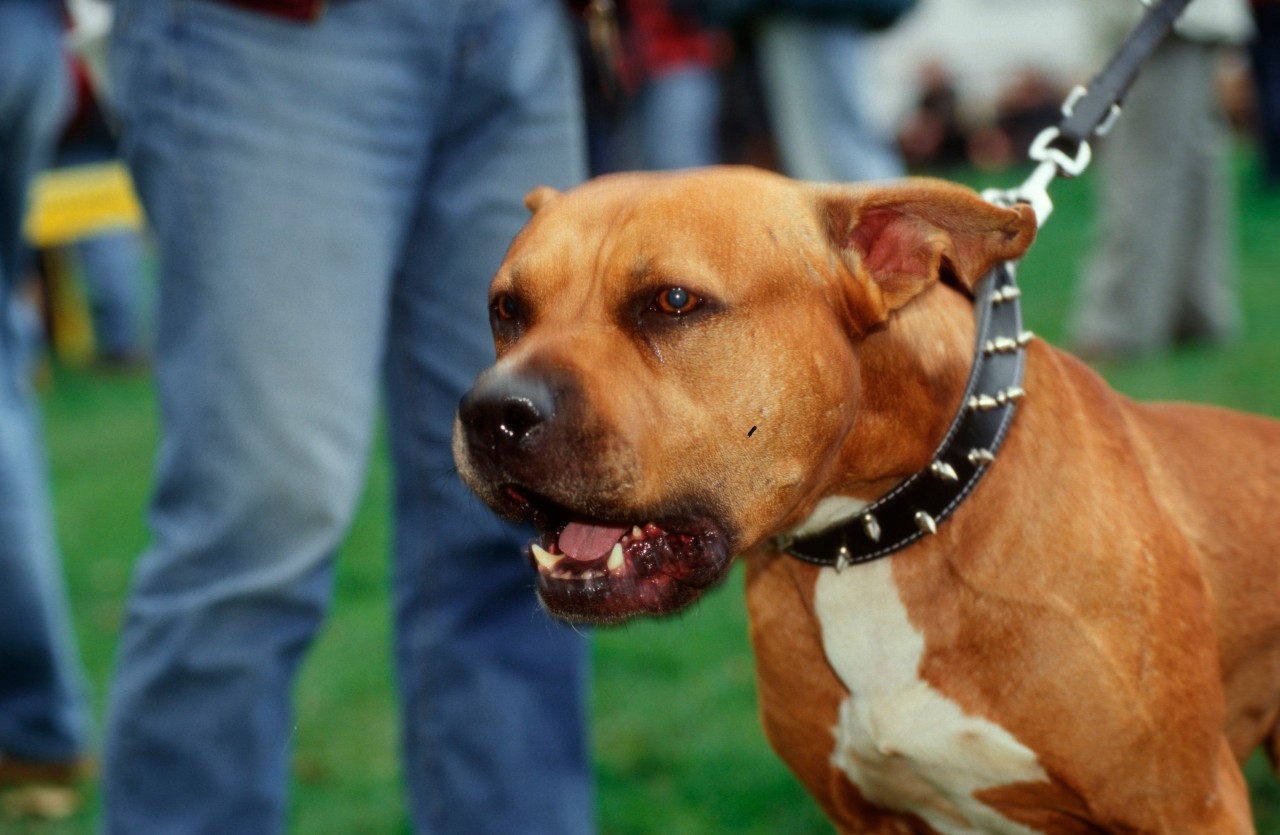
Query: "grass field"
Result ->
[[13, 155, 1280, 834]]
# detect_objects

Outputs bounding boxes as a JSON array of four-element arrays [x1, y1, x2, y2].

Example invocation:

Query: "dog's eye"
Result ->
[[492, 293, 521, 322], [652, 287, 701, 316]]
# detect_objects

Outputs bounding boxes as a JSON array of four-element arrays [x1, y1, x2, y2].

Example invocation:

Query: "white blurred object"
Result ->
[[64, 0, 115, 111], [1088, 0, 1252, 46], [864, 0, 1093, 134], [1171, 0, 1253, 44]]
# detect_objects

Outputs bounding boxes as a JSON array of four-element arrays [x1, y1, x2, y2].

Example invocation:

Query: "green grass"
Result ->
[[12, 154, 1280, 834]]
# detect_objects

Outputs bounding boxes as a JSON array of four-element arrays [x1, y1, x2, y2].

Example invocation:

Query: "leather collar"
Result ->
[[781, 262, 1031, 571]]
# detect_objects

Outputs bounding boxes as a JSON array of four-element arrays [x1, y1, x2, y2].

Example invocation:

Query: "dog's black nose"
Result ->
[[459, 373, 556, 453]]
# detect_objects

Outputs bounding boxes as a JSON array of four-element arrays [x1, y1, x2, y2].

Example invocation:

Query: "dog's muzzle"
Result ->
[[455, 368, 735, 624]]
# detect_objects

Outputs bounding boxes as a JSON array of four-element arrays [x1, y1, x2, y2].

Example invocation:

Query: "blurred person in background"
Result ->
[[753, 1, 910, 182], [896, 59, 970, 170], [1069, 0, 1252, 361], [965, 68, 1065, 172], [613, 0, 730, 171], [57, 56, 150, 370], [101, 1, 594, 833], [1251, 0, 1280, 185], [0, 0, 94, 816], [668, 0, 913, 181], [1070, 0, 1249, 361]]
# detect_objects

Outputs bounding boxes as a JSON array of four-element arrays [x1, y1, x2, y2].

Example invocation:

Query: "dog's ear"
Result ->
[[818, 178, 1036, 318], [524, 185, 561, 214]]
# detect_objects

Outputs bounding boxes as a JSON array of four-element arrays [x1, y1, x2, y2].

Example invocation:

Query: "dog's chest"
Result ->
[[813, 560, 1047, 835]]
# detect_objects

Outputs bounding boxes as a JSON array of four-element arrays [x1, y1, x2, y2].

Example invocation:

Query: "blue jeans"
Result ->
[[76, 231, 148, 360], [756, 16, 903, 182], [618, 67, 722, 170], [103, 1, 594, 833], [58, 139, 150, 362], [0, 0, 92, 766]]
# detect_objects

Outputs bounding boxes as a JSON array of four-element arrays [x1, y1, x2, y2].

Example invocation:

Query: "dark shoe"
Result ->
[[0, 756, 92, 786]]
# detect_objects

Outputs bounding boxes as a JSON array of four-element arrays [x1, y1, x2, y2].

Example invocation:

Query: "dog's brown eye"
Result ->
[[654, 287, 700, 315], [492, 294, 520, 322]]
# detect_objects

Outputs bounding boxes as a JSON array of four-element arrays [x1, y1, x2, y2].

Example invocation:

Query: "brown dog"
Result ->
[[453, 166, 1280, 833]]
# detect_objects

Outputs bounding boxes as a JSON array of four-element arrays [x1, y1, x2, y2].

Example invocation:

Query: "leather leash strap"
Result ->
[[1057, 0, 1197, 153]]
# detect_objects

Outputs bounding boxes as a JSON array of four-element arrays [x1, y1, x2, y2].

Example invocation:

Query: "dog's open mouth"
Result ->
[[505, 487, 732, 624]]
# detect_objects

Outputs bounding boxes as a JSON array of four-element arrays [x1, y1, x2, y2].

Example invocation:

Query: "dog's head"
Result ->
[[453, 167, 1035, 623]]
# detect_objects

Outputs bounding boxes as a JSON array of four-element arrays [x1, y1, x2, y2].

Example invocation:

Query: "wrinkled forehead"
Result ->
[[499, 169, 822, 290]]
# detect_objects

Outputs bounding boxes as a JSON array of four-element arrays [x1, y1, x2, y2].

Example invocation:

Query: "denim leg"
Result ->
[[0, 2, 91, 765], [619, 67, 722, 170], [76, 231, 147, 359], [756, 16, 903, 182], [384, 3, 594, 832], [103, 1, 441, 832]]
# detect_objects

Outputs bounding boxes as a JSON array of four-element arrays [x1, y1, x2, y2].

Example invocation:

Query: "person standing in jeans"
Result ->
[[0, 0, 93, 814], [102, 1, 595, 832]]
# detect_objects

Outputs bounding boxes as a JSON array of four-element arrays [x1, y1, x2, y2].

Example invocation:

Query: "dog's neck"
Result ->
[[777, 266, 1030, 566], [836, 281, 978, 496]]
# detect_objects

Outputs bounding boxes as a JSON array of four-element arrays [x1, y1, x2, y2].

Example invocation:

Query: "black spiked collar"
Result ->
[[780, 261, 1030, 571]]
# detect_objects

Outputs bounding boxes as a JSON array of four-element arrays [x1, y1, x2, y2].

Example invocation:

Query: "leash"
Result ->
[[784, 0, 1194, 570], [984, 0, 1197, 223]]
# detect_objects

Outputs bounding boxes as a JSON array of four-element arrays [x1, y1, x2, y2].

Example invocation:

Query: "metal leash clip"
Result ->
[[985, 0, 1192, 225], [983, 86, 1118, 226]]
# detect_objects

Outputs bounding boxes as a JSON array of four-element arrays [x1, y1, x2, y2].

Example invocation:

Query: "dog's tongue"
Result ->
[[559, 521, 627, 562]]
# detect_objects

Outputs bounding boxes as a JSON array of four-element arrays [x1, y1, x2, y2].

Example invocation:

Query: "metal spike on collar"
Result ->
[[996, 385, 1027, 405], [968, 448, 996, 466], [914, 510, 938, 535], [861, 513, 882, 542], [984, 336, 1019, 355], [993, 286, 1022, 305], [968, 394, 1000, 412], [930, 460, 959, 481], [835, 547, 852, 573]]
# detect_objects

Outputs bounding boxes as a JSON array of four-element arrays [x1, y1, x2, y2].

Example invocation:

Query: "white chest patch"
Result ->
[[814, 560, 1048, 835]]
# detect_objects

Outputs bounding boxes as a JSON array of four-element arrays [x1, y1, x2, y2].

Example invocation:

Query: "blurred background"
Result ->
[[7, 0, 1280, 831]]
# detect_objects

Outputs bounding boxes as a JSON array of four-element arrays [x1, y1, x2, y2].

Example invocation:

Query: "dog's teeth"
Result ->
[[608, 542, 625, 573], [532, 543, 561, 572], [631, 526, 644, 540]]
